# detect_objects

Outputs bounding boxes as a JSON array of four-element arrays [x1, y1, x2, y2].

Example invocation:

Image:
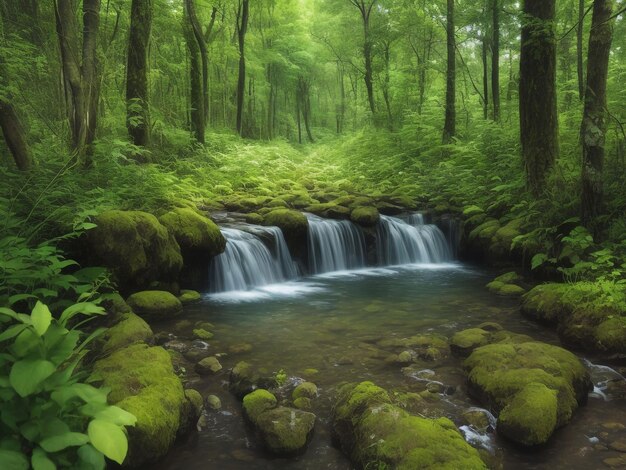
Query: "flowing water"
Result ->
[[151, 216, 626, 470]]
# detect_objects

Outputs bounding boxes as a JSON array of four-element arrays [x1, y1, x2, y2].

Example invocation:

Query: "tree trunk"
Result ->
[[183, 2, 205, 144], [0, 99, 33, 170], [186, 0, 209, 123], [577, 0, 585, 101], [442, 0, 456, 144], [491, 0, 500, 121], [126, 0, 152, 147], [481, 34, 489, 120], [236, 0, 249, 136], [520, 0, 558, 196], [581, 0, 614, 228], [363, 17, 375, 116], [417, 27, 433, 115]]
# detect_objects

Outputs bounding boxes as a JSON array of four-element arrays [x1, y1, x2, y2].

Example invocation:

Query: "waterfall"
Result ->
[[208, 227, 298, 292], [377, 215, 451, 265], [306, 214, 366, 274]]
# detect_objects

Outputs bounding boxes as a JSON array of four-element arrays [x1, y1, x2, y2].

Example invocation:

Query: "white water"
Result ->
[[377, 215, 451, 265], [306, 214, 367, 274], [208, 227, 298, 293]]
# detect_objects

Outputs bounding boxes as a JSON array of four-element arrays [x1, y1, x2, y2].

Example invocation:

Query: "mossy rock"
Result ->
[[489, 218, 524, 258], [450, 328, 491, 357], [224, 196, 272, 213], [293, 382, 318, 400], [521, 284, 570, 325], [493, 271, 522, 285], [469, 219, 500, 243], [102, 293, 133, 316], [262, 209, 309, 256], [245, 213, 264, 225], [229, 361, 277, 399], [332, 382, 486, 469], [127, 290, 183, 321], [195, 356, 222, 375], [486, 281, 526, 297], [158, 208, 226, 260], [178, 289, 201, 304], [350, 206, 380, 227], [88, 210, 183, 291], [243, 389, 277, 424], [377, 333, 449, 360], [293, 397, 312, 410], [192, 328, 213, 340], [102, 312, 153, 354], [463, 205, 484, 217], [463, 340, 592, 446], [305, 203, 351, 219], [255, 407, 316, 455], [92, 344, 189, 467]]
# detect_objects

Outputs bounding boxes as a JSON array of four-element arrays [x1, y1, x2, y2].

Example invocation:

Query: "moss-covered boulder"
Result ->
[[463, 205, 484, 218], [262, 209, 309, 258], [195, 356, 222, 375], [178, 289, 201, 304], [158, 208, 225, 263], [450, 328, 491, 357], [102, 312, 153, 354], [350, 206, 380, 227], [486, 281, 526, 297], [463, 340, 592, 446], [332, 382, 486, 469], [88, 210, 183, 291], [127, 290, 183, 321], [93, 344, 192, 467], [293, 382, 318, 400], [245, 213, 264, 225], [377, 333, 449, 361], [229, 361, 277, 399], [305, 203, 351, 219], [243, 389, 278, 424], [489, 218, 524, 259], [521, 282, 626, 354]]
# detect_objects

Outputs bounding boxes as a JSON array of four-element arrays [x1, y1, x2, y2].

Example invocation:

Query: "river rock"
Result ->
[[293, 382, 318, 400], [463, 339, 593, 446], [196, 356, 222, 375], [332, 382, 486, 469], [207, 394, 222, 410], [126, 290, 183, 321], [178, 289, 202, 304], [350, 206, 380, 226], [229, 361, 277, 398]]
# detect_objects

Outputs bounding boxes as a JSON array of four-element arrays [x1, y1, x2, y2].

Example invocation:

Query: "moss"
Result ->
[[293, 397, 312, 410], [350, 206, 380, 227], [333, 382, 486, 470], [494, 271, 522, 284], [463, 205, 484, 217], [263, 209, 308, 234], [93, 344, 186, 467], [487, 281, 525, 297], [450, 328, 491, 357], [158, 208, 226, 259], [498, 383, 558, 446], [225, 196, 273, 212], [185, 389, 204, 414], [293, 382, 318, 400], [469, 219, 500, 242], [521, 284, 570, 324], [102, 312, 153, 354], [192, 328, 213, 340], [102, 293, 132, 316], [243, 389, 277, 424], [305, 202, 351, 219], [245, 213, 264, 224], [89, 210, 183, 290], [195, 356, 222, 375], [255, 407, 316, 455], [178, 289, 201, 304], [127, 290, 183, 321], [595, 317, 626, 351]]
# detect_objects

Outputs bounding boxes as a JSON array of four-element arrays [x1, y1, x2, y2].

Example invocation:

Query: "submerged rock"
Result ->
[[88, 210, 183, 291], [486, 281, 526, 297], [292, 382, 318, 400], [178, 289, 202, 304], [332, 382, 486, 469], [195, 356, 222, 375], [463, 339, 593, 446], [127, 290, 183, 321], [229, 361, 277, 399]]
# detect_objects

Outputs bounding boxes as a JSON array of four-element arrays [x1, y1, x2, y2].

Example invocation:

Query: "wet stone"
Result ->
[[195, 356, 223, 375]]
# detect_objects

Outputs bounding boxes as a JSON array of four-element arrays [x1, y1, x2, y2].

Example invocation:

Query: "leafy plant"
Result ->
[[0, 301, 136, 469]]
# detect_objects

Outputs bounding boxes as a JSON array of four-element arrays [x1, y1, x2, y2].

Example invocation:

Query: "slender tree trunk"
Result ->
[[491, 0, 500, 121], [236, 0, 249, 136], [581, 0, 614, 228], [481, 35, 489, 120], [126, 0, 152, 147], [577, 0, 585, 101], [520, 0, 558, 196], [186, 0, 209, 123], [417, 28, 433, 116], [363, 16, 375, 115], [442, 0, 456, 144], [183, 2, 205, 143], [0, 99, 33, 170], [296, 94, 302, 144]]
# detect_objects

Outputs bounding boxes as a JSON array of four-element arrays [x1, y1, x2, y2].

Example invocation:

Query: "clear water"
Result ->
[[151, 264, 626, 470]]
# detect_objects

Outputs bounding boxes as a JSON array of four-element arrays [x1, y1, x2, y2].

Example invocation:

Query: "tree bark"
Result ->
[[442, 0, 456, 144], [481, 34, 489, 120], [186, 0, 209, 123], [0, 99, 33, 170], [491, 0, 500, 121], [183, 1, 205, 143], [236, 0, 250, 136], [126, 0, 153, 147], [577, 0, 585, 101], [581, 0, 614, 228], [349, 1, 376, 116], [520, 0, 558, 196]]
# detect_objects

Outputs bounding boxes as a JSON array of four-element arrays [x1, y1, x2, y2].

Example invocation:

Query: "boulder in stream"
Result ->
[[127, 290, 183, 321]]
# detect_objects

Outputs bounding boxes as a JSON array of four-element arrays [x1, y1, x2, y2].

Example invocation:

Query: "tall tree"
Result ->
[[0, 99, 33, 170], [235, 0, 250, 136], [519, 0, 558, 196], [54, 0, 101, 162], [183, 0, 205, 143], [576, 0, 585, 101], [126, 0, 153, 147], [491, 0, 500, 121], [442, 0, 456, 144], [349, 0, 377, 116], [581, 0, 615, 228]]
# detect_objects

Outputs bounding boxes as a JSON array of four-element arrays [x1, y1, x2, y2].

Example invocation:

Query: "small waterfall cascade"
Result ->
[[377, 214, 451, 265], [208, 226, 298, 292], [306, 214, 367, 274]]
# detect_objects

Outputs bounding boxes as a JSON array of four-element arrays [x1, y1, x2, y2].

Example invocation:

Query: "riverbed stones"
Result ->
[[195, 356, 222, 375], [88, 210, 183, 291], [332, 382, 486, 469], [292, 382, 318, 400], [126, 290, 183, 321], [207, 395, 222, 410], [192, 328, 213, 340], [463, 339, 593, 446]]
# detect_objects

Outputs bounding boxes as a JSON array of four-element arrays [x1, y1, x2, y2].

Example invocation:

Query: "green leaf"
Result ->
[[8, 294, 36, 305], [32, 448, 56, 470], [9, 359, 56, 397], [0, 450, 29, 470], [94, 406, 136, 426], [0, 324, 28, 343], [77, 444, 105, 470], [87, 419, 128, 465], [32, 301, 52, 336], [531, 253, 548, 270], [40, 432, 89, 453], [59, 303, 105, 326]]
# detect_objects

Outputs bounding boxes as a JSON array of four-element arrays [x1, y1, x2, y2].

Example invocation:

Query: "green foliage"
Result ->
[[0, 301, 136, 468]]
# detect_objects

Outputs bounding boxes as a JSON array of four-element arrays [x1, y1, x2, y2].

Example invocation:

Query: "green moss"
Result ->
[[305, 203, 351, 219], [463, 205, 484, 217], [350, 206, 380, 226], [595, 317, 626, 351], [178, 289, 201, 304], [521, 284, 570, 324], [158, 208, 226, 258], [494, 271, 522, 284], [93, 344, 186, 467], [102, 312, 153, 354], [450, 328, 491, 357], [243, 389, 277, 424], [89, 210, 183, 289], [268, 198, 289, 208], [192, 328, 213, 340], [293, 397, 312, 410], [127, 290, 183, 321], [255, 407, 316, 455], [293, 382, 318, 400], [498, 383, 558, 446], [469, 219, 500, 242], [245, 213, 265, 224], [487, 281, 525, 296], [263, 209, 308, 234]]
